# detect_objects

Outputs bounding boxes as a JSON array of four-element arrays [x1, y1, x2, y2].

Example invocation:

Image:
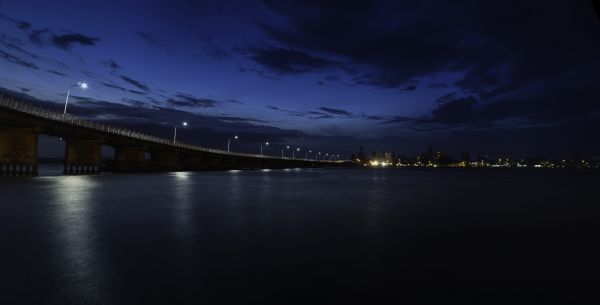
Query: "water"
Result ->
[[1, 168, 599, 304]]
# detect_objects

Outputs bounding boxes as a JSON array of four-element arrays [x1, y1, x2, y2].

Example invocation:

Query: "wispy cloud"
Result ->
[[119, 75, 151, 92]]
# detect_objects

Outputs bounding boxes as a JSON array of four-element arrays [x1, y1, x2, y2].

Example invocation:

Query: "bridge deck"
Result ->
[[0, 94, 341, 164]]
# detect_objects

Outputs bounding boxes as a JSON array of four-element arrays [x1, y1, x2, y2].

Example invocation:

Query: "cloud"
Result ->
[[215, 115, 268, 123], [435, 92, 457, 104], [135, 31, 169, 52], [128, 90, 146, 95], [205, 48, 230, 60], [430, 97, 478, 125], [384, 80, 600, 133], [52, 33, 99, 49], [28, 28, 99, 49], [259, 0, 600, 95], [267, 104, 387, 121], [102, 59, 122, 70], [119, 75, 151, 92], [46, 69, 67, 76], [198, 33, 232, 60], [102, 82, 128, 92], [265, 105, 306, 117], [381, 116, 417, 125], [0, 14, 31, 30], [56, 97, 310, 149], [0, 86, 38, 101], [306, 111, 334, 119], [359, 114, 386, 121], [0, 49, 38, 69], [0, 34, 37, 58], [428, 83, 448, 89], [167, 93, 219, 108], [317, 106, 352, 116], [246, 45, 338, 74]]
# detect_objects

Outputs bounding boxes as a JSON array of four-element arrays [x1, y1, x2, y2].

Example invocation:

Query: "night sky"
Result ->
[[1, 0, 599, 158]]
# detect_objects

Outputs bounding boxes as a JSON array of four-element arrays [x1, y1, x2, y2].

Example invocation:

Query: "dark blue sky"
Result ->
[[1, 0, 600, 158]]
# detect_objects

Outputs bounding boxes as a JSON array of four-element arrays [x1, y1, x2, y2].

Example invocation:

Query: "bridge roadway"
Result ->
[[0, 94, 350, 176]]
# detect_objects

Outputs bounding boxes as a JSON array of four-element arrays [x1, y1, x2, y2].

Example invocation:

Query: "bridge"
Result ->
[[0, 94, 351, 176]]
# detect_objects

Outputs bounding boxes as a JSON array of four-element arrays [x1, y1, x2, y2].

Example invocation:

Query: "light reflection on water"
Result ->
[[50, 175, 108, 304], [170, 172, 193, 239], [1, 168, 599, 304]]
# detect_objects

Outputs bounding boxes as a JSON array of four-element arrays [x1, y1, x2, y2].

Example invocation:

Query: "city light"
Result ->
[[353, 147, 599, 169]]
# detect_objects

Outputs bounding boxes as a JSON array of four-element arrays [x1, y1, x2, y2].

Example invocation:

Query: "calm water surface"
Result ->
[[1, 167, 599, 304]]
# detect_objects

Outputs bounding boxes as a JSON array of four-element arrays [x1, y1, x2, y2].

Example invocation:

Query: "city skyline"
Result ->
[[1, 1, 600, 158]]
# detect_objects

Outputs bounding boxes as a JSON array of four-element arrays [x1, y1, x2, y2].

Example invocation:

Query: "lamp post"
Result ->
[[317, 152, 321, 160], [306, 149, 312, 160], [282, 145, 290, 158], [63, 81, 88, 115], [227, 135, 238, 152], [293, 147, 300, 159], [173, 121, 188, 143], [261, 142, 269, 156]]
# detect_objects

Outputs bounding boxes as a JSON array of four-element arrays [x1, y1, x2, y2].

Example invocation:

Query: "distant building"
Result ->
[[356, 146, 367, 164], [434, 151, 450, 165], [384, 152, 393, 163], [462, 152, 470, 167]]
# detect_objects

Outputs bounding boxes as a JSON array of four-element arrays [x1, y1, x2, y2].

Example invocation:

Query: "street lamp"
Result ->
[[227, 135, 238, 152], [63, 81, 88, 114], [282, 145, 290, 158], [317, 152, 321, 160], [293, 147, 300, 159], [261, 142, 269, 156], [173, 121, 188, 143], [306, 149, 312, 160]]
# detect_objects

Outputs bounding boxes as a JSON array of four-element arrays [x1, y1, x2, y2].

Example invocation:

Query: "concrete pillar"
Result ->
[[114, 146, 146, 172], [150, 151, 180, 171], [64, 139, 102, 175], [0, 127, 38, 176]]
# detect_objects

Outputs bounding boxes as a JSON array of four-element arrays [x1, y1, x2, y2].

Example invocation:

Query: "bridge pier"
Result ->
[[0, 127, 38, 176], [64, 139, 102, 175], [114, 146, 146, 172]]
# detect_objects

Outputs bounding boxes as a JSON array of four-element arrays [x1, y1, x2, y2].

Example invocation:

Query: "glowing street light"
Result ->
[[317, 152, 322, 160], [173, 121, 188, 143], [63, 81, 88, 114], [293, 147, 300, 159], [306, 149, 312, 160], [227, 135, 238, 152], [260, 142, 269, 156], [282, 145, 290, 158]]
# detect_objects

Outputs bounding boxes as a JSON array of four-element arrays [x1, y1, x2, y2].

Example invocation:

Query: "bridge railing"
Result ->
[[0, 94, 334, 162]]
